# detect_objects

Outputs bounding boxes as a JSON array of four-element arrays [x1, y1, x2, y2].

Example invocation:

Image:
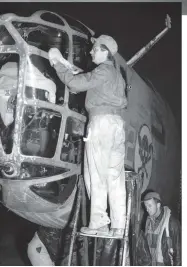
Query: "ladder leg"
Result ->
[[93, 237, 98, 266], [122, 187, 132, 266], [81, 178, 89, 266], [68, 176, 82, 266]]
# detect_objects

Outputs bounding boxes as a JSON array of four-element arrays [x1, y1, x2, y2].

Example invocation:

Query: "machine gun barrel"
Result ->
[[127, 14, 171, 67]]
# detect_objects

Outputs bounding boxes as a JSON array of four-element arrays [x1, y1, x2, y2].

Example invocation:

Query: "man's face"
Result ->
[[144, 198, 160, 217], [90, 45, 108, 65]]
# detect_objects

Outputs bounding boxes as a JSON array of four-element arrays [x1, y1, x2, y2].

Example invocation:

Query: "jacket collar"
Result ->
[[102, 60, 113, 66], [149, 207, 164, 224]]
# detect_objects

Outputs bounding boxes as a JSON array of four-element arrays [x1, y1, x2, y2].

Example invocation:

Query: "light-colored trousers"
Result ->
[[84, 114, 126, 229]]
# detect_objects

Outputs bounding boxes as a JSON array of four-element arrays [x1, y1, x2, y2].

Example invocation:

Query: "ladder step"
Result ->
[[78, 232, 124, 239]]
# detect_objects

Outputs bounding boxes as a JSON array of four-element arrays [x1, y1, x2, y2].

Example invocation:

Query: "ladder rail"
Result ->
[[81, 178, 89, 266], [68, 171, 141, 266], [68, 176, 82, 266], [122, 183, 133, 266]]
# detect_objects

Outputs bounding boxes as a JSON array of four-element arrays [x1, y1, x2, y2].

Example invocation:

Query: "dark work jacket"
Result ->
[[145, 208, 181, 266], [54, 60, 127, 117], [161, 215, 181, 266]]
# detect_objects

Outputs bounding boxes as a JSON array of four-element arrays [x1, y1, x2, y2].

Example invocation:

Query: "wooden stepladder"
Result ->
[[67, 175, 89, 266], [67, 171, 141, 266]]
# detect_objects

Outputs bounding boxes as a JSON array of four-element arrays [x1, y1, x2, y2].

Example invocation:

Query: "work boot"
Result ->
[[80, 224, 109, 236], [109, 228, 125, 238]]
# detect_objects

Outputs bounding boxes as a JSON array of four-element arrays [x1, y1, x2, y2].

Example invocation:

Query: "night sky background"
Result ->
[[0, 3, 182, 265], [0, 2, 181, 130]]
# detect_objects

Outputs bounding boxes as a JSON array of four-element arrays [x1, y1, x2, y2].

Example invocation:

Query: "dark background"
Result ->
[[0, 2, 182, 130], [0, 2, 181, 265]]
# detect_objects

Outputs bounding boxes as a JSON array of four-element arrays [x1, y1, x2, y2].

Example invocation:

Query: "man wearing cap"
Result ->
[[48, 35, 127, 238], [143, 191, 181, 265]]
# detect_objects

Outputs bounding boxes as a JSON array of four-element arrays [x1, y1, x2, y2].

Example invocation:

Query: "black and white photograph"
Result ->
[[0, 2, 181, 266]]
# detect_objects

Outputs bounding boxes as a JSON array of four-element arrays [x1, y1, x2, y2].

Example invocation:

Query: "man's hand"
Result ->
[[48, 48, 81, 74], [48, 48, 63, 66]]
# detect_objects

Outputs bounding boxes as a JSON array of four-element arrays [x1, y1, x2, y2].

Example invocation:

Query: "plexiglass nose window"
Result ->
[[0, 53, 19, 154], [61, 117, 85, 164], [72, 35, 93, 70], [62, 14, 91, 37], [12, 22, 69, 58], [69, 35, 94, 114], [26, 55, 65, 105], [0, 25, 15, 45], [20, 106, 62, 158]]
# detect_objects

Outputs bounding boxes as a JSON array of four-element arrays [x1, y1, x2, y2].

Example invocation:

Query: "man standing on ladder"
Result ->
[[48, 34, 127, 238]]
